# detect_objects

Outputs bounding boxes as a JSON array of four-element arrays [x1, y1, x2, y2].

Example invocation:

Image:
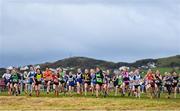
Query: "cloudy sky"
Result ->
[[0, 0, 180, 67]]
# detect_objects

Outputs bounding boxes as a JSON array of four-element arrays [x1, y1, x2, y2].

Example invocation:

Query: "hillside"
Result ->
[[157, 55, 180, 67], [0, 55, 179, 77], [39, 57, 116, 70]]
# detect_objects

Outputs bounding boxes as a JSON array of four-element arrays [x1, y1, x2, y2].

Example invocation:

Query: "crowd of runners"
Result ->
[[1, 65, 179, 98]]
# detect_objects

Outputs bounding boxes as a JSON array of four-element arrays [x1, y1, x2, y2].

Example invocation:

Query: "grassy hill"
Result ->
[[39, 57, 116, 70], [157, 55, 180, 67], [38, 55, 180, 70], [0, 55, 179, 77]]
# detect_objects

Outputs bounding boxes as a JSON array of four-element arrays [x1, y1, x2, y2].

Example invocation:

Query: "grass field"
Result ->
[[0, 92, 180, 110], [0, 67, 179, 110]]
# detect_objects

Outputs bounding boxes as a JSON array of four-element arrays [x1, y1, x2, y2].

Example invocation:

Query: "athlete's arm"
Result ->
[[2, 73, 5, 79]]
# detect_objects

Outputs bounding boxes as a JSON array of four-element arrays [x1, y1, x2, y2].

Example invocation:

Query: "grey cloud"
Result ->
[[0, 0, 180, 67]]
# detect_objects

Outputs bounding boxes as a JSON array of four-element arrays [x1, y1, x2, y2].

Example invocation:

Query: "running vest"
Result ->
[[77, 73, 82, 79], [165, 76, 172, 85], [147, 73, 153, 80], [29, 71, 35, 78], [84, 73, 90, 82], [91, 73, 96, 83], [155, 75, 161, 85], [134, 75, 141, 85], [129, 76, 134, 85], [12, 74, 19, 83], [129, 76, 134, 81], [118, 76, 123, 85], [96, 73, 103, 83], [60, 72, 65, 77], [57, 72, 63, 81], [173, 76, 178, 83], [68, 76, 74, 82], [122, 71, 129, 82], [36, 73, 42, 81], [29, 71, 36, 83], [135, 75, 141, 80], [3, 73, 11, 80]]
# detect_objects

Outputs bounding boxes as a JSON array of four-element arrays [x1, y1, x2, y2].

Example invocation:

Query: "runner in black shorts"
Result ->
[[154, 70, 162, 98], [164, 72, 173, 99], [52, 70, 59, 96], [95, 67, 104, 98], [33, 68, 43, 97], [172, 72, 179, 98], [10, 68, 21, 96], [83, 69, 91, 96]]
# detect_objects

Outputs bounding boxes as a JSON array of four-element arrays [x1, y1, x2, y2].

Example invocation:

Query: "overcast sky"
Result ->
[[0, 0, 180, 67]]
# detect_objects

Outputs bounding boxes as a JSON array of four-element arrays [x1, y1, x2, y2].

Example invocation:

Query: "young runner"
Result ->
[[10, 68, 20, 96], [121, 68, 130, 96], [43, 67, 53, 94], [154, 70, 162, 98], [163, 72, 173, 98], [33, 68, 43, 97], [63, 71, 69, 94], [2, 69, 12, 95], [95, 67, 104, 98], [172, 72, 179, 98], [23, 71, 29, 94], [90, 69, 96, 96], [68, 71, 75, 96], [27, 66, 36, 96], [144, 69, 156, 99], [103, 70, 111, 97], [134, 69, 142, 98], [52, 70, 59, 96], [83, 69, 91, 96], [76, 68, 83, 94], [114, 73, 123, 96], [128, 71, 135, 96], [57, 68, 65, 93]]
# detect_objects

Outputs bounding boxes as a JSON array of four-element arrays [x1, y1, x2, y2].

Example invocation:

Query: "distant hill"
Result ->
[[27, 55, 180, 70], [39, 57, 116, 70], [0, 55, 179, 77], [157, 55, 180, 67]]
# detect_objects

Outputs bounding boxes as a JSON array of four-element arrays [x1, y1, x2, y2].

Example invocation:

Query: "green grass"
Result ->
[[0, 91, 180, 110]]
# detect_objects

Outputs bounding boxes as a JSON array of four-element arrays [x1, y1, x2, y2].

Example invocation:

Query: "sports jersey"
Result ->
[[28, 71, 36, 83], [10, 73, 20, 83], [117, 75, 123, 85], [155, 75, 162, 86], [83, 73, 91, 83], [129, 75, 135, 86], [172, 76, 179, 87], [43, 70, 52, 79], [90, 73, 96, 84], [122, 71, 129, 84], [104, 74, 111, 84], [52, 74, 59, 85], [164, 76, 173, 86], [95, 70, 104, 84], [34, 73, 43, 82], [146, 73, 154, 81], [2, 73, 11, 81], [76, 72, 83, 83], [134, 74, 142, 86], [68, 75, 75, 86], [58, 72, 64, 83]]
